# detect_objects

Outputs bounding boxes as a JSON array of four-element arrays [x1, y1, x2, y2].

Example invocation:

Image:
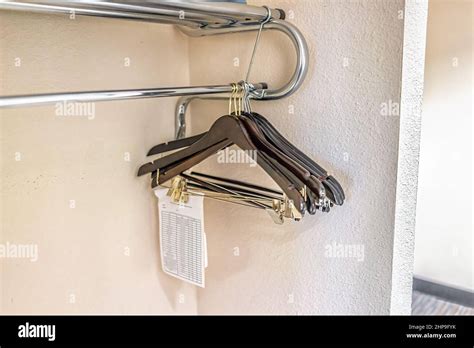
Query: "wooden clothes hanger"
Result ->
[[142, 110, 345, 209], [138, 114, 308, 215]]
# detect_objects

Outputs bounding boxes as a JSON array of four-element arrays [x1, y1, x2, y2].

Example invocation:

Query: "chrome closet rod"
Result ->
[[0, 1, 308, 109], [174, 19, 309, 138], [0, 84, 266, 108], [0, 1, 284, 28]]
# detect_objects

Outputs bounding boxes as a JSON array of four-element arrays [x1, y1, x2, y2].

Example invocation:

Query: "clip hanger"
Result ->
[[166, 176, 190, 204]]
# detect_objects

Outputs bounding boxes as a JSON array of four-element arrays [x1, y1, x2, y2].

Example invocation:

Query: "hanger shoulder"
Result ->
[[147, 132, 206, 156]]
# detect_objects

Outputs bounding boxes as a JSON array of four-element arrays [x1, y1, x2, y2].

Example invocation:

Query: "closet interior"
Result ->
[[0, 0, 344, 224]]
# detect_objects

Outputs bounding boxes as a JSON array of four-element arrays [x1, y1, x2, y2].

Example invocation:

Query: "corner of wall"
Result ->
[[390, 0, 429, 315]]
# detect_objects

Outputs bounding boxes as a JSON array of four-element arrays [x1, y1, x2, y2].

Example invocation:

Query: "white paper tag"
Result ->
[[154, 188, 206, 288]]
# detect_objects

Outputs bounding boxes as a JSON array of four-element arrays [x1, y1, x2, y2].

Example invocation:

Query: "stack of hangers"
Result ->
[[138, 82, 344, 224]]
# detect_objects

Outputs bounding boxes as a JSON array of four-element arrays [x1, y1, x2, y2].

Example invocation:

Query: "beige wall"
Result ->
[[188, 0, 405, 314], [0, 11, 197, 314], [414, 0, 473, 291]]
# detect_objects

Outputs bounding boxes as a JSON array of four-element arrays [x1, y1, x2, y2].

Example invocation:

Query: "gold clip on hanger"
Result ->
[[159, 172, 302, 224], [166, 176, 190, 204], [267, 196, 302, 224]]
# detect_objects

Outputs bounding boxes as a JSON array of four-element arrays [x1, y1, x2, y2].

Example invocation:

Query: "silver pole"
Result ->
[[0, 1, 284, 28], [179, 19, 308, 101], [0, 2, 308, 109], [0, 85, 233, 108], [174, 19, 309, 138], [0, 83, 268, 108]]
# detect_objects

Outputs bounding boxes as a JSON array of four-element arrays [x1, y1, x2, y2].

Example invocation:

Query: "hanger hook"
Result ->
[[234, 83, 239, 115], [239, 81, 252, 113], [229, 83, 237, 115], [244, 6, 272, 83]]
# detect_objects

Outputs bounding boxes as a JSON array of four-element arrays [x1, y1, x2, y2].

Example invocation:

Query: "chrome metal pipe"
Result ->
[[0, 1, 284, 29], [0, 86, 233, 108], [175, 96, 196, 140], [175, 95, 229, 139], [181, 19, 309, 101], [0, 2, 308, 111], [0, 83, 267, 108], [175, 19, 309, 138]]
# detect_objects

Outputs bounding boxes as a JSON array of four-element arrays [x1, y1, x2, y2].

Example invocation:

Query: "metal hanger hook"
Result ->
[[244, 5, 272, 83], [239, 81, 253, 113], [228, 83, 237, 115]]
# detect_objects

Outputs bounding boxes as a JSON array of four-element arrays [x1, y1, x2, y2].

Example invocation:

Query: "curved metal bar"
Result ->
[[175, 94, 227, 139], [258, 20, 309, 100], [180, 19, 309, 101], [174, 95, 227, 139], [175, 96, 195, 139], [175, 19, 309, 138], [0, 2, 307, 112]]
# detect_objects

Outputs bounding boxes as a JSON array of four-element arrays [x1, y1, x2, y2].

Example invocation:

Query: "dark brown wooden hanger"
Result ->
[[144, 112, 344, 207], [138, 115, 307, 214]]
